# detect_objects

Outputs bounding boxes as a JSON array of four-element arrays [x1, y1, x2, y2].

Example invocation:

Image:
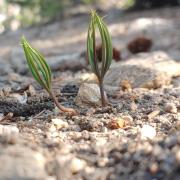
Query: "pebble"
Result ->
[[164, 103, 177, 114], [75, 83, 104, 108], [70, 157, 87, 173], [51, 118, 69, 130], [140, 125, 156, 140]]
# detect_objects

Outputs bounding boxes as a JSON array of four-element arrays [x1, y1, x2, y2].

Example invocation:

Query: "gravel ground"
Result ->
[[0, 7, 180, 180]]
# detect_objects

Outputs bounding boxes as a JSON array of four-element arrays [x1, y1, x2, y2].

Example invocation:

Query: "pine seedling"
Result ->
[[21, 37, 77, 116], [87, 10, 112, 106]]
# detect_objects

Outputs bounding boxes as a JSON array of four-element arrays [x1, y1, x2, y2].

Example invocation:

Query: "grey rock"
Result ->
[[104, 51, 180, 94], [0, 145, 49, 179], [75, 83, 102, 108]]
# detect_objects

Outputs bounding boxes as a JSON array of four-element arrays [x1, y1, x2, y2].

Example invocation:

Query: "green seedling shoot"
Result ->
[[21, 37, 77, 116], [87, 10, 113, 106]]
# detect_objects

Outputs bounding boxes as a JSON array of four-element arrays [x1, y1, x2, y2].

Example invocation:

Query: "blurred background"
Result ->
[[0, 0, 180, 33]]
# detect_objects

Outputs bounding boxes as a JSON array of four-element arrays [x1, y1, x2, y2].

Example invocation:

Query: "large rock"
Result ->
[[0, 145, 49, 179], [104, 51, 180, 93]]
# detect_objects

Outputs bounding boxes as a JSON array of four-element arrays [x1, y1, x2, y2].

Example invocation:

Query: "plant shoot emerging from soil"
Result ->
[[21, 37, 77, 116], [87, 10, 112, 107]]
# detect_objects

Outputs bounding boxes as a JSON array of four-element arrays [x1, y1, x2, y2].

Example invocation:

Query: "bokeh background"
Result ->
[[0, 0, 180, 33]]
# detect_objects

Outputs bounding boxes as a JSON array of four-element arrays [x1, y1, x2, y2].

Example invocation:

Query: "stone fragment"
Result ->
[[75, 83, 104, 107], [104, 51, 180, 93], [70, 157, 87, 173], [51, 118, 69, 130], [140, 125, 156, 140]]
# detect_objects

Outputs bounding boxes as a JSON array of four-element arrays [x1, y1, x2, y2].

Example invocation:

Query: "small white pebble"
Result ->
[[70, 158, 87, 173], [140, 125, 156, 140], [51, 118, 69, 130]]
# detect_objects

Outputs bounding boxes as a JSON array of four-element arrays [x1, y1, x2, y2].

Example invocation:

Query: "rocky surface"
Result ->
[[0, 6, 180, 180], [104, 51, 180, 93]]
